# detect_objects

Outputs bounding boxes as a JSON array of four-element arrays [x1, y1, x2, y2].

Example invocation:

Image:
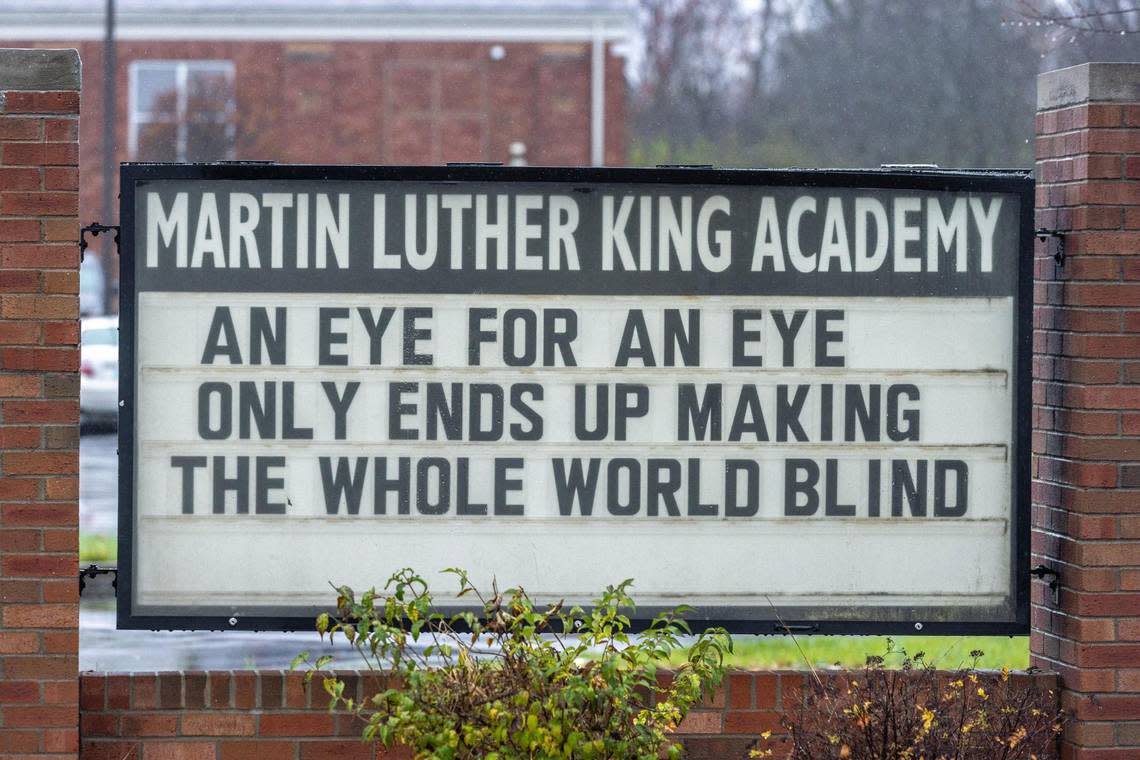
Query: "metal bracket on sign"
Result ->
[[774, 623, 819, 634], [1035, 228, 1065, 267], [1030, 564, 1060, 605], [79, 222, 120, 263], [79, 564, 118, 596]]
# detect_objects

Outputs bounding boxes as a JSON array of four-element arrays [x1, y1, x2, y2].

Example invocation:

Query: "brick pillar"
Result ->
[[1033, 62, 1140, 757], [0, 48, 81, 758]]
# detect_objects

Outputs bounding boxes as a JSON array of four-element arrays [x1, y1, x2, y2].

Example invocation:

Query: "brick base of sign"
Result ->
[[78, 670, 1059, 759]]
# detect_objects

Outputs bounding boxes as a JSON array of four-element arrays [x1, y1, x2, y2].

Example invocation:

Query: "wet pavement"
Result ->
[[80, 602, 360, 672]]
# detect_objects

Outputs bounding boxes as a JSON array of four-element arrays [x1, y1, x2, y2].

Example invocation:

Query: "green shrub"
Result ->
[[296, 568, 731, 759]]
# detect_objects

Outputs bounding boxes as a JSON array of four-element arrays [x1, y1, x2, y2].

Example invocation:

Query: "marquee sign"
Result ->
[[118, 164, 1032, 633]]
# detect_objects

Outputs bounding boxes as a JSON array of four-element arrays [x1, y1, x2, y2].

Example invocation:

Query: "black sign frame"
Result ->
[[117, 162, 1033, 635]]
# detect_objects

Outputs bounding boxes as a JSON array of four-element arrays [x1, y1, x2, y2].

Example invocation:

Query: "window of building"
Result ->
[[129, 60, 236, 162]]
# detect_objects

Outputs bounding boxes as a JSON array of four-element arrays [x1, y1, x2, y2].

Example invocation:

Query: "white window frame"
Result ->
[[128, 60, 236, 161]]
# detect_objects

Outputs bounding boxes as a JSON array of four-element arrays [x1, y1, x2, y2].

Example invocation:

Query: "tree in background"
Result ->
[[761, 0, 1041, 168], [1017, 0, 1139, 69], [630, 0, 750, 166], [629, 0, 1138, 170]]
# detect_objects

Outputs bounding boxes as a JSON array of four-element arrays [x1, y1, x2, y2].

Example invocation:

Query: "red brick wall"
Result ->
[[2, 37, 628, 252], [78, 669, 1059, 760], [79, 671, 399, 760], [0, 48, 82, 759], [1032, 62, 1140, 758]]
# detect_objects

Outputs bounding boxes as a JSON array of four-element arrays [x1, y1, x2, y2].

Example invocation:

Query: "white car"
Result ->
[[80, 315, 119, 427]]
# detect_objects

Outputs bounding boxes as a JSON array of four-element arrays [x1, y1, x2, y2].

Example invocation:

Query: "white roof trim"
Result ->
[[0, 8, 634, 43]]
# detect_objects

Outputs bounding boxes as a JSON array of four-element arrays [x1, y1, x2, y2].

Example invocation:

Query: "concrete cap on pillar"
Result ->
[[1038, 61, 1140, 111], [0, 48, 81, 91], [1038, 61, 1140, 110]]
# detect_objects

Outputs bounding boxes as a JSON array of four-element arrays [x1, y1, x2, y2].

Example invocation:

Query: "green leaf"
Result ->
[[299, 568, 729, 759]]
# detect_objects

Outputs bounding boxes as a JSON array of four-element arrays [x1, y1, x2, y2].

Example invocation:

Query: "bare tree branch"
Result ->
[[1015, 0, 1140, 34]]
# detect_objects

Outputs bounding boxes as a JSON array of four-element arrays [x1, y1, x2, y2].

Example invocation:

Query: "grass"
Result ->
[[711, 635, 1029, 670], [79, 534, 117, 563]]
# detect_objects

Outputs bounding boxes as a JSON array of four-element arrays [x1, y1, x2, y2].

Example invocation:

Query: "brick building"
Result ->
[[5, 41, 1140, 760], [0, 0, 633, 308]]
